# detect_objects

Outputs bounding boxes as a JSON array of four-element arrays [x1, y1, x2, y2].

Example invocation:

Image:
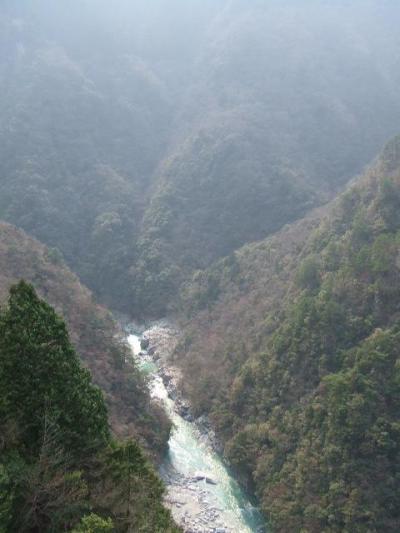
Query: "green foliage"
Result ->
[[296, 256, 321, 290], [94, 441, 179, 533], [177, 145, 400, 531], [0, 282, 179, 532], [0, 280, 109, 456], [0, 221, 172, 459], [378, 178, 400, 230], [72, 514, 114, 533]]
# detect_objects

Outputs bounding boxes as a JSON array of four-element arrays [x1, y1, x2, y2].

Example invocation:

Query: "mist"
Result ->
[[1, 0, 400, 315], [2, 2, 400, 532]]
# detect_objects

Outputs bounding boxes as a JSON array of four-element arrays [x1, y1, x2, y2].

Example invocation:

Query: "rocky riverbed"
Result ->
[[164, 471, 232, 533], [127, 323, 266, 533]]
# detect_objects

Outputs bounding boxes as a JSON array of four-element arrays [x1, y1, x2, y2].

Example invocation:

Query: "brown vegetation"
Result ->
[[0, 222, 170, 457]]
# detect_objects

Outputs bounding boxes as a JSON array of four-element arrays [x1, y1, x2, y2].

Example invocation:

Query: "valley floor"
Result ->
[[126, 324, 266, 533]]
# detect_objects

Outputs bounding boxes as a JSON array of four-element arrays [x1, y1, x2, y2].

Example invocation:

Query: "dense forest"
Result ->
[[0, 222, 170, 458], [1, 1, 400, 531], [175, 136, 400, 531], [0, 281, 180, 532], [1, 1, 400, 315]]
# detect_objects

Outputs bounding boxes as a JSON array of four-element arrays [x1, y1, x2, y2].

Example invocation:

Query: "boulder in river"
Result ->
[[193, 471, 206, 481], [140, 337, 150, 349], [192, 472, 217, 485]]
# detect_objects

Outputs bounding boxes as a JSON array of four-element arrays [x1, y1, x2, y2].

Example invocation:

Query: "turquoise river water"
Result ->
[[127, 330, 266, 533]]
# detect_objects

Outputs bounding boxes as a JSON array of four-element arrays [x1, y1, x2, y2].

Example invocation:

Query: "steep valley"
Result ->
[[0, 222, 171, 456], [2, 1, 400, 316], [1, 2, 400, 532], [127, 325, 265, 533], [173, 136, 400, 532]]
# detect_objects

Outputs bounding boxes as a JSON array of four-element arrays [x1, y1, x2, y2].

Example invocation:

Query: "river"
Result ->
[[127, 324, 266, 533]]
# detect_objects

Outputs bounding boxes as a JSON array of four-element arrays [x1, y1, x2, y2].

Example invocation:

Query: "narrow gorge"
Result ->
[[126, 324, 265, 533], [1, 2, 400, 531]]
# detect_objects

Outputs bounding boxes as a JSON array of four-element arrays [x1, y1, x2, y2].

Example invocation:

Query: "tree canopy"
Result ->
[[0, 282, 180, 532]]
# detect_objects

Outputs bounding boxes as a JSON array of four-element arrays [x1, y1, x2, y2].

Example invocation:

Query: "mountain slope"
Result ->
[[133, 1, 400, 314], [0, 221, 170, 457], [1, 2, 400, 315], [0, 3, 177, 311], [174, 136, 400, 531], [0, 281, 180, 532]]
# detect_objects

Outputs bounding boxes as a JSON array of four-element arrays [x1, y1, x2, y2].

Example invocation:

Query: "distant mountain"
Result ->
[[1, 2, 400, 315], [0, 221, 170, 458], [0, 4, 176, 312], [174, 135, 400, 531], [131, 1, 400, 314]]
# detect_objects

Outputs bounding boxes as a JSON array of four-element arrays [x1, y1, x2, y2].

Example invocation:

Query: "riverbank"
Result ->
[[141, 326, 218, 436], [127, 323, 266, 533]]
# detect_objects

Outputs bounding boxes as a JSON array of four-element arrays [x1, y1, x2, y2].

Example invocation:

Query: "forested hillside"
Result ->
[[135, 1, 400, 314], [2, 2, 400, 530], [1, 1, 400, 315], [174, 136, 400, 531], [0, 281, 180, 532], [0, 222, 170, 458]]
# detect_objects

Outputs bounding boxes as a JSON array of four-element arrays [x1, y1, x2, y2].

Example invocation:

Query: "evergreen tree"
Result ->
[[0, 280, 109, 456], [0, 282, 180, 532]]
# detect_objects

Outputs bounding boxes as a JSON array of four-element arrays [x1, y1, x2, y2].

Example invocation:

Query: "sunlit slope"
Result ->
[[175, 135, 400, 531]]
